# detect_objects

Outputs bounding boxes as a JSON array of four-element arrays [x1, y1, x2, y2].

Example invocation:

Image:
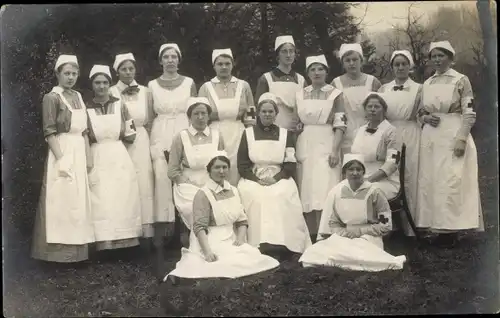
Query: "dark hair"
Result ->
[[56, 62, 79, 74], [390, 54, 411, 68], [159, 47, 182, 64], [116, 59, 137, 72], [257, 99, 278, 113], [306, 62, 329, 75], [90, 73, 112, 83], [362, 93, 388, 113], [428, 47, 454, 60], [206, 156, 231, 172], [213, 54, 234, 66], [341, 160, 366, 176], [186, 103, 212, 118]]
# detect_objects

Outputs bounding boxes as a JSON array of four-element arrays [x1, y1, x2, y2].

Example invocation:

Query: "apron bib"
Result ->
[[417, 80, 482, 230], [207, 80, 245, 186], [264, 72, 304, 130], [45, 88, 94, 245], [173, 129, 220, 228], [296, 88, 342, 213], [334, 76, 374, 152], [87, 102, 142, 241]]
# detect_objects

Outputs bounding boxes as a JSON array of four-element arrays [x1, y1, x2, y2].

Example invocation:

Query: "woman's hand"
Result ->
[[243, 117, 256, 127], [233, 237, 246, 246], [204, 250, 218, 262], [453, 139, 467, 157], [258, 177, 277, 186], [423, 114, 441, 127], [328, 153, 340, 168], [57, 156, 73, 178]]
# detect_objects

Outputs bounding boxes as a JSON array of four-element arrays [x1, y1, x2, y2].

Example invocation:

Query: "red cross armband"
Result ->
[[124, 119, 137, 137], [333, 112, 347, 131]]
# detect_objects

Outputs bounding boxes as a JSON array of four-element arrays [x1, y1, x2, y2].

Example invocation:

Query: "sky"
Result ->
[[349, 1, 478, 34]]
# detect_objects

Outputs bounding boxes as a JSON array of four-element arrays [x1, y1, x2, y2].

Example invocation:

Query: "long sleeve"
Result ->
[[192, 190, 212, 235], [350, 188, 393, 237], [372, 77, 382, 92], [86, 112, 97, 144], [254, 74, 269, 105], [167, 133, 184, 181], [273, 130, 297, 181], [378, 125, 399, 177], [144, 87, 155, 134], [190, 81, 198, 97], [409, 85, 423, 122], [217, 134, 225, 151], [239, 81, 255, 122], [455, 76, 475, 141], [327, 92, 348, 133], [317, 187, 337, 237], [198, 83, 219, 122], [42, 93, 59, 138], [237, 131, 259, 182], [234, 190, 249, 228], [120, 101, 136, 144]]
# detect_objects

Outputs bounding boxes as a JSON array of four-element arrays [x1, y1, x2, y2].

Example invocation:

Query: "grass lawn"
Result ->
[[3, 129, 499, 317]]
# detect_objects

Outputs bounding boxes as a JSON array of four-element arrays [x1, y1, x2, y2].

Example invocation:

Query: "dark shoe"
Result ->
[[433, 233, 458, 248]]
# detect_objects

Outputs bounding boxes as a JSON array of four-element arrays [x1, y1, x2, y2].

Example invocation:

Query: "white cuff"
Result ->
[[284, 147, 297, 163]]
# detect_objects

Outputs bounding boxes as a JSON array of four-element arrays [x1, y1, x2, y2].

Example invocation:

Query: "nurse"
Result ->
[[416, 40, 483, 247], [331, 43, 382, 154], [378, 50, 422, 236], [31, 55, 94, 263], [237, 92, 312, 261], [86, 64, 142, 251], [168, 97, 225, 234], [148, 43, 197, 244], [299, 154, 406, 271], [198, 48, 255, 185], [110, 53, 155, 241], [163, 151, 279, 282], [255, 35, 306, 132], [295, 54, 348, 242]]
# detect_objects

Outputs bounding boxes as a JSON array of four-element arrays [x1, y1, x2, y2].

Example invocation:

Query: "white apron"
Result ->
[[381, 83, 421, 235], [333, 75, 374, 153], [207, 80, 245, 186], [296, 88, 343, 213], [111, 85, 154, 237], [417, 77, 483, 231], [45, 88, 94, 245], [264, 72, 305, 130], [87, 101, 142, 242], [149, 78, 193, 223], [165, 185, 280, 280], [300, 185, 406, 271], [173, 129, 220, 229], [237, 127, 312, 253]]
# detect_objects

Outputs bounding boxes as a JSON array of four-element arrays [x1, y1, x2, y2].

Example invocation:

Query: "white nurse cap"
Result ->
[[338, 43, 363, 61], [342, 153, 365, 169], [258, 92, 278, 106], [113, 52, 136, 71], [428, 41, 455, 56], [212, 48, 233, 64], [210, 150, 229, 161], [275, 35, 295, 51], [89, 65, 112, 79], [390, 50, 414, 68], [306, 54, 328, 70], [159, 43, 182, 59], [54, 54, 78, 71], [186, 97, 211, 109]]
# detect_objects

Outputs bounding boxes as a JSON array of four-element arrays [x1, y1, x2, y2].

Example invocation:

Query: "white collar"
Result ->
[[206, 178, 232, 194], [187, 125, 211, 137], [304, 84, 334, 93], [344, 179, 371, 193], [211, 76, 238, 84], [117, 80, 139, 91], [390, 78, 413, 88], [431, 68, 458, 78]]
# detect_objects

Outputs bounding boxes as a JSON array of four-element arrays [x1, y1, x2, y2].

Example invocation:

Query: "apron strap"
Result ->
[[333, 77, 343, 90], [206, 81, 221, 104], [365, 75, 374, 90], [264, 72, 273, 86], [51, 87, 77, 112], [180, 130, 195, 167]]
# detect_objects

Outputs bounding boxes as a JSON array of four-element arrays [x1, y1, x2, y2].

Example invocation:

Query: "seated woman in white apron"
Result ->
[[237, 92, 312, 261], [31, 55, 94, 263], [168, 97, 225, 234], [378, 50, 423, 237], [198, 48, 255, 186], [299, 154, 406, 271], [295, 54, 348, 243], [86, 65, 142, 252], [110, 53, 155, 246], [348, 92, 401, 202], [254, 35, 306, 132], [148, 43, 197, 247], [163, 151, 279, 282], [331, 43, 382, 155], [416, 41, 483, 248]]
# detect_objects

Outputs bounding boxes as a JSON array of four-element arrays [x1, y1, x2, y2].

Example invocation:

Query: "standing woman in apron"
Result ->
[[237, 93, 312, 261], [255, 35, 306, 132], [416, 41, 483, 247], [168, 98, 225, 241], [198, 48, 255, 186], [378, 50, 422, 237], [331, 43, 382, 155], [148, 43, 197, 247], [295, 54, 348, 243], [31, 55, 94, 263], [110, 53, 155, 246], [86, 65, 142, 253], [317, 92, 401, 240]]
